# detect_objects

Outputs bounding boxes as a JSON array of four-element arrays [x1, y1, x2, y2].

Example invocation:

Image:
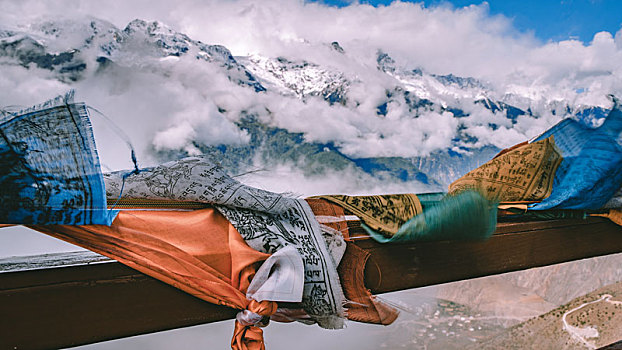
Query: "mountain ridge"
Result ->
[[0, 16, 613, 187]]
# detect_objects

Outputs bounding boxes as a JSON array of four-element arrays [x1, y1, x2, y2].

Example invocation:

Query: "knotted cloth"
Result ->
[[232, 300, 278, 350], [218, 199, 346, 329], [29, 209, 312, 350]]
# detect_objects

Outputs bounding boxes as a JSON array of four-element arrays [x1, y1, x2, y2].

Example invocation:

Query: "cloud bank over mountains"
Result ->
[[1, 0, 621, 194]]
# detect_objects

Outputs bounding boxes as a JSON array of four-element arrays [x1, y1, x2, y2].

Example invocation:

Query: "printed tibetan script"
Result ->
[[449, 136, 562, 203]]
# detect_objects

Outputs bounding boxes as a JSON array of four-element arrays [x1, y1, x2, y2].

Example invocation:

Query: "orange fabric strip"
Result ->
[[232, 321, 266, 350], [305, 198, 350, 240], [338, 242, 399, 325], [30, 209, 269, 310], [31, 209, 279, 349]]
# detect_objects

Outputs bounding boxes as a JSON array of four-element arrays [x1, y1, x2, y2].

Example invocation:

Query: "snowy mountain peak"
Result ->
[[26, 17, 120, 54], [117, 20, 265, 91], [377, 50, 396, 73], [121, 19, 192, 57], [0, 17, 266, 91], [124, 19, 173, 36], [241, 54, 348, 103], [432, 73, 488, 91]]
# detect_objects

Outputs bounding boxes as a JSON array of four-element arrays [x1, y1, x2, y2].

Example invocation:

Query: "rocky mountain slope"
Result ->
[[435, 253, 622, 324], [471, 280, 622, 349]]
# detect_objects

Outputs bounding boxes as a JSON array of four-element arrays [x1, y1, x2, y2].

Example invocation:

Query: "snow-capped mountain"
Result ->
[[0, 18, 265, 90], [0, 17, 613, 190], [239, 54, 349, 104]]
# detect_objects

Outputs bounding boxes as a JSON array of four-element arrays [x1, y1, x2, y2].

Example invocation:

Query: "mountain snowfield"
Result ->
[[1, 16, 617, 194]]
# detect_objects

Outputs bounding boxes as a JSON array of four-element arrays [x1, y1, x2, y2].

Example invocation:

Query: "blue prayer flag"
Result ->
[[0, 92, 115, 225], [531, 96, 622, 210]]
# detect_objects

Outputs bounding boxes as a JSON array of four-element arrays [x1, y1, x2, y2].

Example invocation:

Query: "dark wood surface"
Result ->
[[357, 217, 622, 293], [1, 217, 622, 349], [0, 258, 237, 349]]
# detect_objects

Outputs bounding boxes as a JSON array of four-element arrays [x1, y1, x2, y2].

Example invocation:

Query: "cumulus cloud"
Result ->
[[236, 162, 437, 197], [2, 0, 622, 166]]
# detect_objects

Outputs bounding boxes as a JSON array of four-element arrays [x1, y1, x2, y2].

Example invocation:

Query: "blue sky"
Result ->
[[310, 0, 622, 43]]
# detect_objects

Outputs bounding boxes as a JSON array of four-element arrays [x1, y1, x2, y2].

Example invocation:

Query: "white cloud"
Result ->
[[2, 0, 622, 165]]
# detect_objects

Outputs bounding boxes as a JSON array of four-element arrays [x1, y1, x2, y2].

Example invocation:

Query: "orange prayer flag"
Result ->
[[30, 209, 269, 310]]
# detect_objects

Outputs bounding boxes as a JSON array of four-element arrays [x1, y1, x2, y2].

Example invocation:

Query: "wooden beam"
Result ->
[[0, 253, 237, 350], [356, 217, 622, 293], [1, 217, 621, 349]]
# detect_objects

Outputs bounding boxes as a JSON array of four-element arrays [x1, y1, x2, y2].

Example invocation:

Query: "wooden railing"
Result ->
[[1, 217, 622, 349]]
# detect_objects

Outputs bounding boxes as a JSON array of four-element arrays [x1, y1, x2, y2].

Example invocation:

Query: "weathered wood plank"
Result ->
[[359, 218, 622, 293], [0, 261, 237, 349], [1, 217, 621, 349]]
